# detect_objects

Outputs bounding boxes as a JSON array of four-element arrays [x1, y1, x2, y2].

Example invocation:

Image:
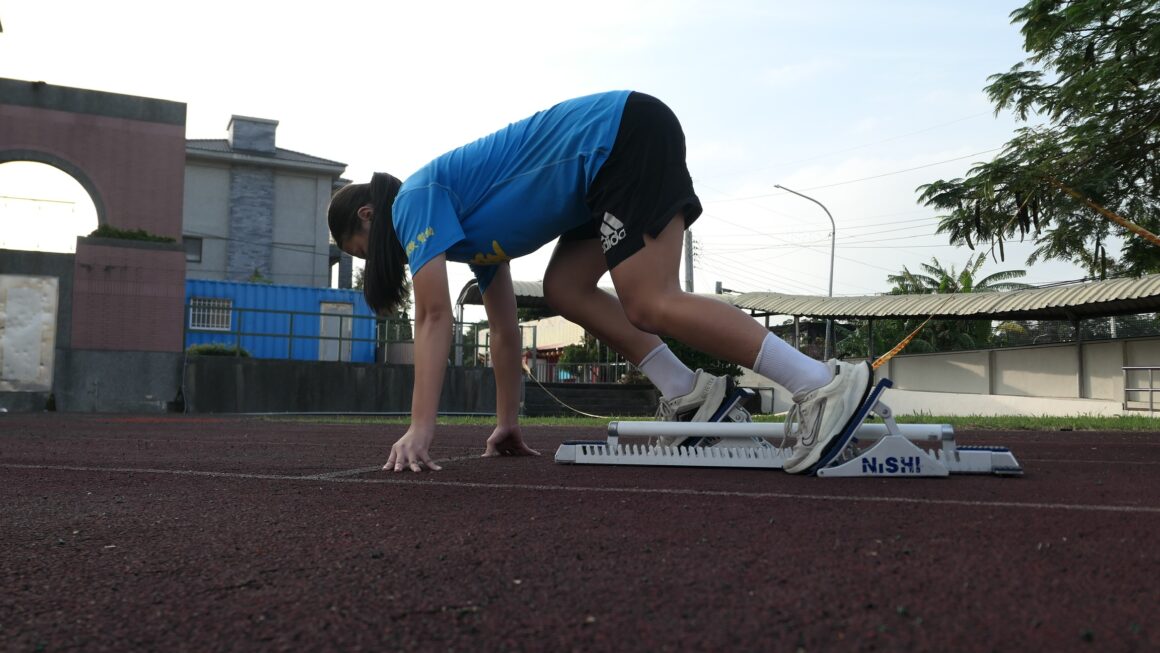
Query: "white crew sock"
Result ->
[[752, 332, 832, 398], [638, 343, 696, 398]]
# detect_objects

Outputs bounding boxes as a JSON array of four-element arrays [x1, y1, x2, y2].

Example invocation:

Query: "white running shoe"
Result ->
[[783, 360, 873, 474], [653, 369, 731, 447]]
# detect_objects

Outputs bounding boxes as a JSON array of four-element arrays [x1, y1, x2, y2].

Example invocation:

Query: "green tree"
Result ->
[[886, 252, 1032, 295], [917, 0, 1160, 279], [558, 333, 742, 383], [840, 254, 1032, 356], [558, 332, 603, 364]]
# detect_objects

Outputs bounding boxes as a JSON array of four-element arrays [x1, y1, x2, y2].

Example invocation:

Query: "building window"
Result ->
[[184, 236, 203, 262], [189, 297, 232, 331]]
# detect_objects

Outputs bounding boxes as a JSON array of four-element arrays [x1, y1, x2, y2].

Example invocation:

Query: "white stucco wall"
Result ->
[[0, 274, 58, 392], [740, 336, 1160, 415], [1126, 339, 1160, 366], [184, 162, 338, 288], [992, 343, 1079, 397], [272, 173, 329, 287], [1083, 340, 1124, 400], [889, 350, 990, 394], [182, 163, 231, 280]]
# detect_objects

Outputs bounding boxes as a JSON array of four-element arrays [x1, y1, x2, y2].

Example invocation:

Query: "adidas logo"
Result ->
[[600, 212, 626, 253]]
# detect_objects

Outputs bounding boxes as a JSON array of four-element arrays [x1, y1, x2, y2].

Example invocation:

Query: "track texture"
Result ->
[[2, 414, 1158, 652]]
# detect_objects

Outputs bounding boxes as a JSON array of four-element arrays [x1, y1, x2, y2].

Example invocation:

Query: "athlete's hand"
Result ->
[[385, 425, 443, 472], [482, 425, 540, 458]]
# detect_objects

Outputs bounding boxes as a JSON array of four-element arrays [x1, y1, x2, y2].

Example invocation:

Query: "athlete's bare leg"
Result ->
[[543, 237, 665, 365], [608, 214, 769, 366]]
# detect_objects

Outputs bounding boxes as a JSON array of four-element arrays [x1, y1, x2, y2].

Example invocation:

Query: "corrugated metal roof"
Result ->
[[456, 279, 594, 309], [733, 274, 1160, 320], [458, 275, 1160, 320]]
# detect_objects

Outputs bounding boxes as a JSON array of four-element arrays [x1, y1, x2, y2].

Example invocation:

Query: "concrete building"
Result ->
[[183, 116, 350, 288]]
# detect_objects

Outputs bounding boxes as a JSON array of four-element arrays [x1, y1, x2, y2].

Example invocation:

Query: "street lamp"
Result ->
[[774, 184, 835, 360]]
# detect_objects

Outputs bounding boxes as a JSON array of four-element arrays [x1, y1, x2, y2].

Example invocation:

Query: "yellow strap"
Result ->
[[872, 316, 933, 370]]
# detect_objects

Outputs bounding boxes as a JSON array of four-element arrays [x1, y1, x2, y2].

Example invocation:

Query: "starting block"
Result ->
[[554, 378, 1023, 478]]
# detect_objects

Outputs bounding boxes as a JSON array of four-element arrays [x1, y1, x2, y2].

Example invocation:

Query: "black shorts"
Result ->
[[562, 92, 703, 269]]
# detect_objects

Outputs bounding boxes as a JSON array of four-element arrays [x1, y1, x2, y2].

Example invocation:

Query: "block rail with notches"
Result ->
[[554, 379, 1023, 477]]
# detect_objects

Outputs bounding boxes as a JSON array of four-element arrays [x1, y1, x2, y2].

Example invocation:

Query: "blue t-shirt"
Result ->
[[392, 90, 631, 293]]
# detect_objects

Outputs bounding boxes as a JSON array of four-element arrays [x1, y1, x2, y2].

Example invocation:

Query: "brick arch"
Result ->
[[0, 78, 189, 353], [0, 78, 186, 238], [0, 148, 109, 226]]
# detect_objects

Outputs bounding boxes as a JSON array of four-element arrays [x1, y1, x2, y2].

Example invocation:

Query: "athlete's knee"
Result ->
[[543, 268, 581, 317], [620, 292, 672, 335]]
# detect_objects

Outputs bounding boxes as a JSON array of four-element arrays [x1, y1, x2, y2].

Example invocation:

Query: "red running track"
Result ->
[[2, 414, 1158, 652]]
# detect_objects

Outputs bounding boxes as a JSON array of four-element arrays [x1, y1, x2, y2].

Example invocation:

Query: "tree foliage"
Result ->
[[558, 332, 604, 365], [917, 0, 1160, 279], [886, 252, 1033, 294], [839, 254, 1031, 356], [558, 333, 743, 383]]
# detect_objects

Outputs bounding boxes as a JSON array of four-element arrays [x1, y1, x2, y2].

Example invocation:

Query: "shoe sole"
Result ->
[[785, 362, 874, 474]]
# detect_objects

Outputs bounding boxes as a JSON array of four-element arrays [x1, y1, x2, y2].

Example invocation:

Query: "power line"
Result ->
[[0, 194, 77, 205], [695, 252, 832, 295], [705, 147, 1002, 204], [697, 213, 938, 240], [701, 221, 942, 248], [694, 257, 795, 293], [696, 110, 994, 184], [839, 243, 956, 249]]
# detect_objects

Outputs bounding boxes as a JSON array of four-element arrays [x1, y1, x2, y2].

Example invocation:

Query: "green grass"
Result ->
[[268, 412, 1160, 431], [842, 412, 1160, 431]]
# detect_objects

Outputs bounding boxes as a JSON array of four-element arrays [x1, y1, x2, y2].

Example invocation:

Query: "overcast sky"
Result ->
[[0, 0, 1088, 319]]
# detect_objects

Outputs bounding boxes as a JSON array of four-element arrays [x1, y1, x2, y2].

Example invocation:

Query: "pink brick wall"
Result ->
[[1, 81, 189, 353], [0, 103, 186, 239], [71, 239, 186, 352]]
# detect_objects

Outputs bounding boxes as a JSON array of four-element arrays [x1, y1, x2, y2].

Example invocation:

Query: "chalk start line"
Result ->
[[4, 463, 1159, 515]]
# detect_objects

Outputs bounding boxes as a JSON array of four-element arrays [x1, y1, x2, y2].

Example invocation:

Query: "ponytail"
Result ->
[[362, 172, 408, 315]]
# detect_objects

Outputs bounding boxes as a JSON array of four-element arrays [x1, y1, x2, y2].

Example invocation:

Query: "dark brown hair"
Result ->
[[327, 173, 407, 314], [327, 182, 370, 248]]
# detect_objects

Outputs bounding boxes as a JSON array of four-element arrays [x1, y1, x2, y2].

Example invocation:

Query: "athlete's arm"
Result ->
[[384, 254, 450, 472], [480, 263, 540, 457], [482, 263, 521, 427]]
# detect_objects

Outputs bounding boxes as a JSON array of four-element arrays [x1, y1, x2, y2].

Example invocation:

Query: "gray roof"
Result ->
[[456, 279, 578, 310], [734, 274, 1160, 320], [458, 275, 1160, 321], [186, 139, 346, 172]]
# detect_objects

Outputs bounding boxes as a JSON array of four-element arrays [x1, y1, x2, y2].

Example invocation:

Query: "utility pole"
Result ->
[[683, 230, 694, 292]]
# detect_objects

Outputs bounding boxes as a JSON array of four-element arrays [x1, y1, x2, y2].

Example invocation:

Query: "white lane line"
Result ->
[[301, 457, 486, 478], [5, 463, 1160, 515], [4, 436, 389, 449], [1022, 458, 1160, 465], [299, 466, 383, 479]]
